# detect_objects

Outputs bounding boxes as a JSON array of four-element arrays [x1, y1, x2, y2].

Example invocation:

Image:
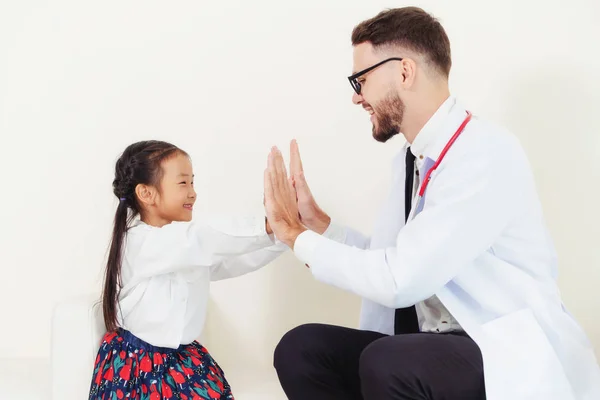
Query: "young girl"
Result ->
[[88, 140, 286, 400]]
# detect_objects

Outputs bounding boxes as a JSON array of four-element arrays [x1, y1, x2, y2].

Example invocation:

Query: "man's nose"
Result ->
[[352, 91, 363, 105]]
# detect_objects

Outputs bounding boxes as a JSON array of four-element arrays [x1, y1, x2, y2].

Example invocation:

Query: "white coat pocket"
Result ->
[[479, 308, 575, 400]]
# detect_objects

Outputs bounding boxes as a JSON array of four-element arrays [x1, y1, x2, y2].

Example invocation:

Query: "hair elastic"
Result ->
[[120, 197, 127, 202]]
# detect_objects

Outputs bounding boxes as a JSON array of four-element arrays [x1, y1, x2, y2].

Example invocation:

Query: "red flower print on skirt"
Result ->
[[88, 329, 233, 400]]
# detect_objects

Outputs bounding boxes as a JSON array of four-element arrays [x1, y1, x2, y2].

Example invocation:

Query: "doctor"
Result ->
[[263, 6, 600, 400]]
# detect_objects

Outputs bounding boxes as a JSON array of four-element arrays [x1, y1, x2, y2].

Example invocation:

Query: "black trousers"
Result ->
[[273, 323, 486, 400]]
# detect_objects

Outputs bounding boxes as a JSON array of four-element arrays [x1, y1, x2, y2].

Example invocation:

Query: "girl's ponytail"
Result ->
[[101, 140, 185, 332], [102, 199, 130, 332]]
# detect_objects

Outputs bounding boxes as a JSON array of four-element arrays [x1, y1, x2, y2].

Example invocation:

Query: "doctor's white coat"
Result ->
[[293, 97, 600, 400]]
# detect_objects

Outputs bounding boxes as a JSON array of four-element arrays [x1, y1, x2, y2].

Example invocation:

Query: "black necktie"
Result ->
[[393, 148, 420, 335], [404, 149, 415, 222]]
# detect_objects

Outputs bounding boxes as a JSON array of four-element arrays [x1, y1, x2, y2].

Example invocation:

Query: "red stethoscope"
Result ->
[[417, 111, 473, 198]]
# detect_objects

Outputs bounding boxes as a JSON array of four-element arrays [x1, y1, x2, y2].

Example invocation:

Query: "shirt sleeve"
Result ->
[[292, 142, 523, 309], [322, 220, 371, 249], [195, 213, 277, 256], [121, 215, 275, 279], [210, 241, 289, 281]]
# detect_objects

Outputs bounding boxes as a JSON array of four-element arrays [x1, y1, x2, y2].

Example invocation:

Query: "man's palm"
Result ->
[[289, 140, 330, 234]]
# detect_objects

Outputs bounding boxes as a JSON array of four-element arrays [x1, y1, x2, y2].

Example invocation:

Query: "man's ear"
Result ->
[[135, 183, 156, 207], [399, 58, 418, 89]]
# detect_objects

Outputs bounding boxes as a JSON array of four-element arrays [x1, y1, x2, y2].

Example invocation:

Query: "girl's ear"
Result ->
[[135, 183, 156, 207]]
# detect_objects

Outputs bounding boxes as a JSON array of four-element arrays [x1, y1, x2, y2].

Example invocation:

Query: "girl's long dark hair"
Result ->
[[102, 140, 186, 332]]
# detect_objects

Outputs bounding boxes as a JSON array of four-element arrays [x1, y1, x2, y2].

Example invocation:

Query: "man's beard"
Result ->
[[372, 91, 404, 143]]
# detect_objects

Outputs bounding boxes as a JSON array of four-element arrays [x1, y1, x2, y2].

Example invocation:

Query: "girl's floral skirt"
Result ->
[[88, 329, 234, 400]]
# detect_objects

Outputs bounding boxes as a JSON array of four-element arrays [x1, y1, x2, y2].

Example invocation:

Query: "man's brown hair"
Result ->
[[351, 7, 452, 78]]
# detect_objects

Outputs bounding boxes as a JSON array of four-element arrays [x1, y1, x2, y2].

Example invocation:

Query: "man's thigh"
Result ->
[[274, 323, 387, 399], [359, 332, 486, 400]]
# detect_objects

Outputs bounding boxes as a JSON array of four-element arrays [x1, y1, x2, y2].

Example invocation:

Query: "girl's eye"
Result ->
[[179, 181, 187, 185]]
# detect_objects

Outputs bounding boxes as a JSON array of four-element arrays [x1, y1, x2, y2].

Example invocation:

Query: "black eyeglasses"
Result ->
[[347, 57, 403, 95]]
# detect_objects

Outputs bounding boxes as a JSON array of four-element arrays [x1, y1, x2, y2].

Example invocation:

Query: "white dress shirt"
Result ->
[[297, 96, 600, 400], [118, 214, 287, 349]]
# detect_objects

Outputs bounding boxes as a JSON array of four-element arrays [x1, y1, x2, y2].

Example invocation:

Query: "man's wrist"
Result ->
[[306, 210, 331, 235], [284, 225, 308, 249]]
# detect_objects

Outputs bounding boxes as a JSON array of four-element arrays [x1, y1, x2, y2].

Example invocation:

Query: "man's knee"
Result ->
[[273, 323, 326, 373], [359, 334, 486, 399], [359, 337, 394, 383], [359, 336, 420, 396]]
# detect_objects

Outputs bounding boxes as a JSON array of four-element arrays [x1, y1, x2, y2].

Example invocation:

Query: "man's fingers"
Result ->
[[288, 177, 299, 204], [290, 139, 304, 176], [268, 148, 281, 192], [288, 177, 296, 192], [289, 143, 314, 200], [273, 147, 289, 196], [263, 168, 274, 205], [288, 176, 297, 205], [294, 171, 312, 197], [279, 150, 290, 193], [295, 171, 306, 186], [269, 146, 299, 215]]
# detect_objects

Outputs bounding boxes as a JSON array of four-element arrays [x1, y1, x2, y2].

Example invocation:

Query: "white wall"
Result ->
[[1, 0, 599, 390]]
